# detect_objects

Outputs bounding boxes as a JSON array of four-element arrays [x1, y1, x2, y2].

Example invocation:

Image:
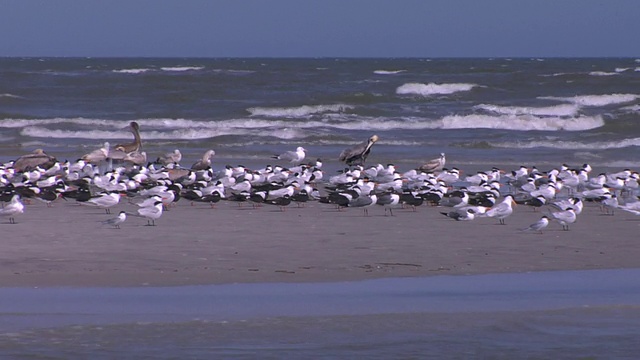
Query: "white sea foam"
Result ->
[[19, 126, 304, 141], [439, 114, 604, 131], [493, 137, 640, 150], [247, 104, 354, 118], [615, 68, 630, 72], [540, 94, 640, 107], [0, 93, 23, 99], [621, 104, 640, 112], [396, 82, 478, 96], [589, 71, 619, 76], [373, 70, 406, 75], [112, 68, 151, 74], [475, 103, 580, 117], [160, 66, 204, 72]]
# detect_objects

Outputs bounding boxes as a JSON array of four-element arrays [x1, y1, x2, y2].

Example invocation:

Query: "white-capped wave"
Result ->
[[494, 137, 640, 150], [247, 104, 354, 118], [589, 71, 619, 76], [621, 104, 640, 112], [615, 68, 630, 72], [540, 94, 640, 107], [0, 93, 23, 99], [160, 66, 204, 72], [439, 114, 603, 131], [19, 126, 304, 141], [374, 70, 406, 75], [475, 103, 580, 117], [113, 68, 151, 74], [396, 82, 477, 96]]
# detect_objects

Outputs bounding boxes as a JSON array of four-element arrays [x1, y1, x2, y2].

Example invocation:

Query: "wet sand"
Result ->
[[1, 194, 639, 287]]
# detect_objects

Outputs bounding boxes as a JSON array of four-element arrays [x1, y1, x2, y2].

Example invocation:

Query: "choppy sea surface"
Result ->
[[1, 57, 639, 171], [0, 269, 639, 358]]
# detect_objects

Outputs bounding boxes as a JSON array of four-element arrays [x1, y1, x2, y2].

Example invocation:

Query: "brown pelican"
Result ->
[[191, 150, 215, 170], [338, 135, 379, 166], [123, 151, 147, 166], [114, 121, 142, 153], [419, 153, 446, 173], [12, 149, 57, 172]]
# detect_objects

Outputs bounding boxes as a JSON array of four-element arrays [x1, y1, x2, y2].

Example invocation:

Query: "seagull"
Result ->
[[156, 149, 182, 166], [441, 208, 475, 221], [550, 208, 577, 231], [419, 153, 446, 173], [377, 191, 401, 216], [338, 135, 379, 166], [137, 201, 163, 226], [85, 192, 122, 214], [272, 147, 306, 164], [485, 195, 515, 225], [521, 215, 549, 234], [102, 211, 127, 229], [81, 142, 110, 164], [191, 149, 215, 170], [0, 195, 24, 224]]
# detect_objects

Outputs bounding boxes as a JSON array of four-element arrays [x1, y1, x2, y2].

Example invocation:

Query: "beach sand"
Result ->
[[2, 194, 639, 287]]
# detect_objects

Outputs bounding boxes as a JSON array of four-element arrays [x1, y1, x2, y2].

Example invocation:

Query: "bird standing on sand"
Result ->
[[102, 211, 127, 229], [339, 135, 379, 166], [272, 147, 306, 164], [419, 153, 446, 173], [521, 215, 549, 234], [0, 194, 24, 224], [550, 208, 577, 231], [485, 195, 515, 225], [137, 201, 163, 226]]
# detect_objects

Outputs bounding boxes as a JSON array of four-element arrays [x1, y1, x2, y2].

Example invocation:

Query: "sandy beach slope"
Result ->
[[1, 194, 639, 287]]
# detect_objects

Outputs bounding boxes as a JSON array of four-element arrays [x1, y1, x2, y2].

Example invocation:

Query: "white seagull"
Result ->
[[521, 215, 549, 234], [137, 201, 163, 226], [102, 211, 127, 229], [485, 195, 516, 225], [0, 195, 24, 224], [550, 208, 577, 231], [272, 146, 306, 164]]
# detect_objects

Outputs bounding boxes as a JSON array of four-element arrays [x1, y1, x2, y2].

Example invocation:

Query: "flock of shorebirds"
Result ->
[[2, 122, 640, 233]]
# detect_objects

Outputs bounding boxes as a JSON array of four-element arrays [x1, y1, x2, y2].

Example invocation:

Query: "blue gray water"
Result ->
[[1, 269, 639, 358], [1, 58, 639, 171]]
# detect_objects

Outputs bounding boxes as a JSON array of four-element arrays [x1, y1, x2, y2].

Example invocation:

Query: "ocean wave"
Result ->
[[588, 71, 619, 76], [540, 94, 640, 107], [247, 104, 354, 118], [440, 114, 603, 131], [493, 137, 640, 150], [19, 126, 305, 141], [112, 68, 152, 74], [160, 66, 204, 72], [0, 93, 23, 99], [474, 103, 580, 117], [0, 117, 117, 128], [615, 68, 630, 72], [621, 104, 640, 112], [373, 70, 406, 75], [396, 82, 478, 96]]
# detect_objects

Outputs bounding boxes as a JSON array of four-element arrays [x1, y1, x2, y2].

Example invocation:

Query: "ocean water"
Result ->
[[1, 269, 639, 358], [1, 57, 640, 171]]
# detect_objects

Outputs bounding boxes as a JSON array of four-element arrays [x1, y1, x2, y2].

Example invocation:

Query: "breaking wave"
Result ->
[[475, 103, 580, 117], [373, 70, 406, 75], [439, 114, 603, 131], [540, 94, 640, 107], [112, 68, 152, 74], [494, 137, 640, 150], [396, 82, 478, 96], [247, 104, 354, 118], [160, 66, 204, 72]]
